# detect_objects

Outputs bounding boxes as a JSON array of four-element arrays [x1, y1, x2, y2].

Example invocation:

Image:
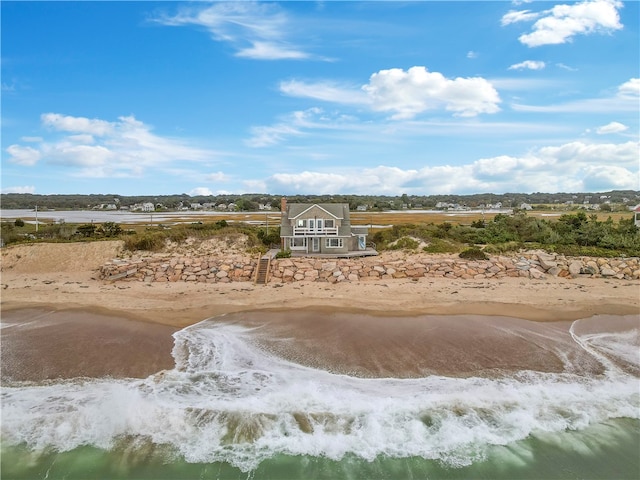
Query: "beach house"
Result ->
[[279, 199, 375, 256]]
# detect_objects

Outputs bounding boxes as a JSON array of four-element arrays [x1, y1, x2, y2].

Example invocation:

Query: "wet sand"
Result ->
[[1, 308, 177, 382], [4, 307, 637, 382], [210, 310, 619, 378]]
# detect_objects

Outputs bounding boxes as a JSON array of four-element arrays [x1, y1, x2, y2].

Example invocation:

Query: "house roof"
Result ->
[[287, 203, 346, 220]]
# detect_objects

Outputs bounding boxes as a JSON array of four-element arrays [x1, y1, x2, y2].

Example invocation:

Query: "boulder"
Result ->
[[568, 261, 583, 277], [537, 256, 558, 271], [600, 267, 616, 277]]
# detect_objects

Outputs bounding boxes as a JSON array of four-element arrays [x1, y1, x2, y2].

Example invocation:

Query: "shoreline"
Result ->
[[2, 241, 639, 381], [2, 274, 639, 328], [4, 305, 638, 382]]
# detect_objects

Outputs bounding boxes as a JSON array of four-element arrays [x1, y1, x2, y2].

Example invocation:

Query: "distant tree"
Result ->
[[14, 218, 25, 227], [100, 222, 123, 237], [77, 224, 97, 237]]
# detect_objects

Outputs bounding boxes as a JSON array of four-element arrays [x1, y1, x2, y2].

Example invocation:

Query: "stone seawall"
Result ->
[[99, 251, 640, 283]]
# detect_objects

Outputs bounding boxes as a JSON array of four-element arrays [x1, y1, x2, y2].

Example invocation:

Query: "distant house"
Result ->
[[141, 202, 154, 212], [634, 206, 640, 228], [280, 200, 374, 256]]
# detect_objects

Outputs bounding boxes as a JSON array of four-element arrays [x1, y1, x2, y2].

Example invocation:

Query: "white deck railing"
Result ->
[[293, 227, 338, 236]]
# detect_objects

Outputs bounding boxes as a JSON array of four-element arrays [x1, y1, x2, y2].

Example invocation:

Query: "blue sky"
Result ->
[[2, 0, 638, 196]]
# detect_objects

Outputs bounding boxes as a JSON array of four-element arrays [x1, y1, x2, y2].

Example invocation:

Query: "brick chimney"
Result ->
[[280, 197, 287, 213]]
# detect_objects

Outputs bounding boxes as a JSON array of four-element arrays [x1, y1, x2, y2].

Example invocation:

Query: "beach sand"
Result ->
[[1, 241, 639, 381]]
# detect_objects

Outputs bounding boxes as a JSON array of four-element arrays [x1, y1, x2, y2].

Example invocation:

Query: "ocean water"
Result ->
[[2, 316, 639, 479]]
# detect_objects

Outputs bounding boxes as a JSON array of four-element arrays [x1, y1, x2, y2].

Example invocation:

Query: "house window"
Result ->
[[325, 238, 343, 248], [296, 219, 306, 227], [325, 219, 334, 228], [291, 238, 307, 248]]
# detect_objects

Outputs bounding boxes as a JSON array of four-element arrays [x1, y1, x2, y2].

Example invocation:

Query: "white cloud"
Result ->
[[205, 171, 230, 182], [20, 136, 43, 143], [556, 63, 578, 71], [581, 165, 638, 190], [190, 187, 214, 196], [508, 60, 546, 70], [501, 9, 541, 26], [7, 113, 213, 178], [281, 66, 501, 119], [261, 140, 638, 194], [246, 108, 356, 147], [156, 2, 311, 60], [1, 185, 36, 194], [618, 78, 640, 97], [246, 123, 303, 148], [596, 121, 628, 134], [236, 41, 308, 60], [279, 80, 368, 105], [467, 51, 478, 59], [515, 0, 623, 47], [512, 78, 640, 113], [6, 144, 42, 166], [41, 113, 113, 136], [363, 67, 501, 118]]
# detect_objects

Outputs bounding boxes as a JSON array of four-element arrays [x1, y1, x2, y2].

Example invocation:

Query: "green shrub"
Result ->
[[482, 241, 524, 254], [14, 218, 25, 227], [459, 247, 488, 260], [422, 238, 462, 254], [389, 236, 420, 250], [100, 222, 123, 237], [275, 249, 291, 258], [122, 233, 165, 252], [77, 224, 97, 238]]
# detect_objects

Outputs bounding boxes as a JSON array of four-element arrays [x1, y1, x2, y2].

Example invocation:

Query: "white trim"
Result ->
[[290, 204, 341, 220], [325, 238, 343, 248], [289, 237, 308, 250]]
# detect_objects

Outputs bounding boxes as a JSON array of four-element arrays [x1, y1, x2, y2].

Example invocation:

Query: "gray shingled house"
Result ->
[[279, 200, 374, 256]]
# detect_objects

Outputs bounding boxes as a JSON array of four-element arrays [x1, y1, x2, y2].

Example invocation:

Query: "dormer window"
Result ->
[[325, 219, 334, 228]]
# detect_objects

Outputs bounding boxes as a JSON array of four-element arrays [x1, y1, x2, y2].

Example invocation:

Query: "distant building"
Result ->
[[634, 206, 640, 228]]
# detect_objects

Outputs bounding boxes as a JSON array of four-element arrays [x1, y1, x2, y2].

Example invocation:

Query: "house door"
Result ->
[[358, 235, 366, 250], [316, 219, 323, 232], [312, 238, 320, 252]]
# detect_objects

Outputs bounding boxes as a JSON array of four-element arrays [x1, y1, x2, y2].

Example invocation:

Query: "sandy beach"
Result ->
[[1, 241, 638, 381], [2, 241, 639, 480], [2, 241, 638, 325]]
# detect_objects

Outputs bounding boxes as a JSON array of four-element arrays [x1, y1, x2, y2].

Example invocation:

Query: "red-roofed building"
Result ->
[[634, 205, 640, 228]]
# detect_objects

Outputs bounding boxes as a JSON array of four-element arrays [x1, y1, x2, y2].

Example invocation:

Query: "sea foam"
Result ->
[[2, 317, 639, 472]]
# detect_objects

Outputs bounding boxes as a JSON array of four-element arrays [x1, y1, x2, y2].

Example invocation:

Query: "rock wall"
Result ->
[[99, 251, 640, 283]]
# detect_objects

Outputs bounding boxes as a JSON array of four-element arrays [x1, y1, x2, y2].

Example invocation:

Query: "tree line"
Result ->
[[1, 190, 638, 211]]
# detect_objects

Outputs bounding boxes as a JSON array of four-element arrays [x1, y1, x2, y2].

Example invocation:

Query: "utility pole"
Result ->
[[35, 205, 38, 232]]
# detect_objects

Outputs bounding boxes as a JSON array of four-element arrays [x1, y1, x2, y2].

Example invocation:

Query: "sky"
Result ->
[[1, 0, 639, 197]]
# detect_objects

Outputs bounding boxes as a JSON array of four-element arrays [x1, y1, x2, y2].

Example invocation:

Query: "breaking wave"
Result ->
[[2, 317, 638, 472]]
